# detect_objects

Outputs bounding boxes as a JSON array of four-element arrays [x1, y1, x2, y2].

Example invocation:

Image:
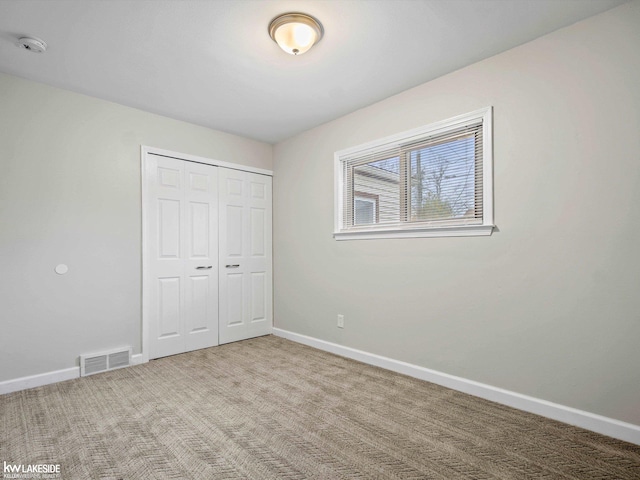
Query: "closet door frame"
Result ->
[[141, 146, 273, 363]]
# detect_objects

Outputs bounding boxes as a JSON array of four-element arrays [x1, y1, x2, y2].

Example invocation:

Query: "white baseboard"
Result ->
[[273, 328, 640, 446], [0, 354, 146, 396], [131, 353, 144, 365], [0, 367, 79, 395]]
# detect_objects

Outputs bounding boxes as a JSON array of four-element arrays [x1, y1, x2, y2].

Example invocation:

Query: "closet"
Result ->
[[142, 151, 272, 360]]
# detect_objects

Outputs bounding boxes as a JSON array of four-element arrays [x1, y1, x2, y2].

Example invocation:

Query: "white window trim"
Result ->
[[334, 107, 494, 240]]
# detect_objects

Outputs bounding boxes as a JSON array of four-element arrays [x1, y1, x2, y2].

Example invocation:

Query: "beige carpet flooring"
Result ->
[[1, 335, 639, 479]]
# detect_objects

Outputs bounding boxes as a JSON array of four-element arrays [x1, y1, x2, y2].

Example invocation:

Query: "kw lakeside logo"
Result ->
[[2, 461, 61, 479]]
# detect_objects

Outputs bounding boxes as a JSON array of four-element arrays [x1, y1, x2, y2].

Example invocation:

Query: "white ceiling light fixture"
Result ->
[[268, 13, 324, 56], [17, 36, 47, 53]]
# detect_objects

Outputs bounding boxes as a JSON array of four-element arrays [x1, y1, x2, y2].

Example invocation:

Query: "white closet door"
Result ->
[[147, 156, 218, 359], [183, 161, 219, 353], [218, 168, 272, 344]]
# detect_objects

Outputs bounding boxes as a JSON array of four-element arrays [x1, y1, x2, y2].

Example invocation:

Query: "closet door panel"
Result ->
[[246, 173, 272, 338], [148, 156, 186, 359], [158, 277, 181, 338], [219, 169, 272, 344], [184, 161, 219, 352], [147, 156, 218, 359], [250, 272, 266, 322]]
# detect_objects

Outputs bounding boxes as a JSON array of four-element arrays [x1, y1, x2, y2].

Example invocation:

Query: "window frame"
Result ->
[[353, 192, 379, 225], [334, 107, 494, 240]]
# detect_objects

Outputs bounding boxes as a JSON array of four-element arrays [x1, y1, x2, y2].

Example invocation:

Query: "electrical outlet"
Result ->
[[337, 314, 344, 328]]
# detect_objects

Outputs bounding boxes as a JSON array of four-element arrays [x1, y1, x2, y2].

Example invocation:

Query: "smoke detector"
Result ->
[[17, 36, 47, 53]]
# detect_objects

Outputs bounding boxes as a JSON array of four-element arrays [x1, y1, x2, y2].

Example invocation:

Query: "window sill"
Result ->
[[333, 224, 494, 241]]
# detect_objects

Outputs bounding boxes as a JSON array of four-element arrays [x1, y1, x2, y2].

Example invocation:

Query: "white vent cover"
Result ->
[[80, 347, 132, 376]]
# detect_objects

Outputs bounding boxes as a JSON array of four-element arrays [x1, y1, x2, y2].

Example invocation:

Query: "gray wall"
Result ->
[[272, 2, 640, 425], [0, 73, 272, 381]]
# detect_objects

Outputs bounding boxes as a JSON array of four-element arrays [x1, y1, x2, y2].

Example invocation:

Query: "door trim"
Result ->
[[143, 146, 273, 177], [141, 146, 273, 363]]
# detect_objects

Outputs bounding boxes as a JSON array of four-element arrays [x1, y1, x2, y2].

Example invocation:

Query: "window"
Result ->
[[334, 107, 493, 240], [354, 193, 378, 225]]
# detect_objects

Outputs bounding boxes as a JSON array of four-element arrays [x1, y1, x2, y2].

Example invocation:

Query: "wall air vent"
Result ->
[[80, 347, 132, 376]]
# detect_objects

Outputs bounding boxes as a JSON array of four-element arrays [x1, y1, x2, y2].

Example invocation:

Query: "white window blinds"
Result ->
[[335, 108, 493, 239]]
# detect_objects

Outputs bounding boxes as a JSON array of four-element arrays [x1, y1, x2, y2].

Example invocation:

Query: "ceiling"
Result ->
[[0, 0, 628, 144]]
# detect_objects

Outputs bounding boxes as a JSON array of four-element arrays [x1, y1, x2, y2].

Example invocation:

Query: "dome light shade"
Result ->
[[268, 13, 324, 56]]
